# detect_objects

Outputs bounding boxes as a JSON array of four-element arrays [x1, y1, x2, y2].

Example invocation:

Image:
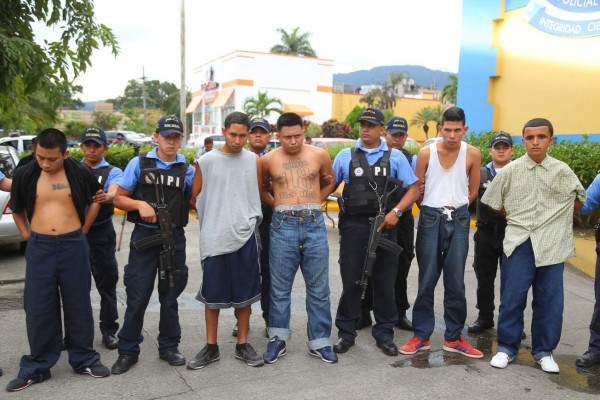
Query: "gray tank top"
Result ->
[[197, 149, 262, 260]]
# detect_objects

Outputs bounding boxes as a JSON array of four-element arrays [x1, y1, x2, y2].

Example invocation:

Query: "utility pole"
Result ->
[[141, 66, 148, 128], [180, 0, 187, 147]]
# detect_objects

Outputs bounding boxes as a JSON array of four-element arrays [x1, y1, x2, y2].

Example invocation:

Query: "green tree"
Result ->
[[0, 0, 119, 132], [441, 74, 458, 104], [270, 27, 317, 57], [243, 91, 283, 118], [110, 80, 180, 112], [359, 71, 406, 111], [93, 112, 121, 131], [411, 105, 443, 139]]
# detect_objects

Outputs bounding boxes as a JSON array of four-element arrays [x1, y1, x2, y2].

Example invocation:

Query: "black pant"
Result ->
[[472, 225, 505, 322], [87, 220, 119, 335], [258, 205, 272, 323], [361, 211, 414, 317], [335, 215, 398, 342]]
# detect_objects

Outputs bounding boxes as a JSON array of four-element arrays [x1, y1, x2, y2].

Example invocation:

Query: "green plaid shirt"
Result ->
[[481, 153, 586, 266]]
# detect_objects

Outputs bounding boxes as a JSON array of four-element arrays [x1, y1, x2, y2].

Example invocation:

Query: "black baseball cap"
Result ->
[[156, 115, 183, 136], [386, 117, 408, 135], [81, 127, 107, 144], [249, 117, 271, 132], [357, 108, 384, 125], [490, 131, 513, 147]]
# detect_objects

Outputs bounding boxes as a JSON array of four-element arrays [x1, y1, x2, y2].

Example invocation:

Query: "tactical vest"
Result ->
[[127, 154, 189, 227], [476, 166, 507, 227], [401, 148, 413, 165], [93, 165, 115, 222], [341, 149, 402, 217]]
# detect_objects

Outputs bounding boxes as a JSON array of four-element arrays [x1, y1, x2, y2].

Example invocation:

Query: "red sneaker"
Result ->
[[443, 335, 483, 358], [400, 337, 431, 355]]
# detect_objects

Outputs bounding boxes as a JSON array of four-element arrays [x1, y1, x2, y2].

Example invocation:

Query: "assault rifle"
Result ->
[[132, 168, 177, 288], [357, 179, 404, 299]]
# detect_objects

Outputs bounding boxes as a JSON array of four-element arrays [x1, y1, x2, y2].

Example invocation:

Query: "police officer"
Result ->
[[331, 108, 419, 356], [111, 115, 194, 374], [80, 127, 124, 349], [468, 132, 513, 333], [357, 116, 418, 332]]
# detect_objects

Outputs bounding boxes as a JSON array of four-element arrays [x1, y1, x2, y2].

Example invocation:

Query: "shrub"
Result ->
[[465, 132, 600, 189], [66, 144, 197, 170]]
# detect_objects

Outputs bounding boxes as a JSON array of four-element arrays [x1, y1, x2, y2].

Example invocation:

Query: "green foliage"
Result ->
[[181, 147, 198, 164], [243, 91, 283, 118], [305, 121, 321, 137], [344, 106, 364, 139], [326, 142, 355, 162], [441, 74, 457, 104], [270, 27, 317, 57], [0, 0, 119, 131], [410, 105, 443, 139], [465, 132, 600, 188], [109, 80, 186, 115], [63, 120, 91, 137], [93, 112, 121, 130], [359, 71, 407, 111], [404, 143, 421, 155], [69, 144, 197, 170]]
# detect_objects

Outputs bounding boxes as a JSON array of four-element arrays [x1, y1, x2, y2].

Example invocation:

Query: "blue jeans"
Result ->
[[497, 239, 564, 359], [118, 226, 189, 355], [413, 205, 470, 341], [268, 211, 332, 350]]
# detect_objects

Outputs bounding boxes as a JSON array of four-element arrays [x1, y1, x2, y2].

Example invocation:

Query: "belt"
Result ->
[[276, 209, 317, 218]]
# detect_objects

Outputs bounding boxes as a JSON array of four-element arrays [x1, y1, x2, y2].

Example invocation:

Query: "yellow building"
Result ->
[[331, 93, 442, 143], [459, 0, 600, 142]]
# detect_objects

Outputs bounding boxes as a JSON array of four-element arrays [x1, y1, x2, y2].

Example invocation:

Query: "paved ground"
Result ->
[[0, 213, 599, 399]]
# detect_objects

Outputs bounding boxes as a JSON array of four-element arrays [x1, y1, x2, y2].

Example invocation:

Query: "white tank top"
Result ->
[[422, 141, 469, 208]]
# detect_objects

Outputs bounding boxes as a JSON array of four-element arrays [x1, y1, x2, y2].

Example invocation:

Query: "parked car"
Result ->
[[0, 135, 36, 155], [311, 137, 357, 150], [405, 138, 421, 149], [105, 130, 153, 147], [422, 137, 444, 147], [0, 145, 26, 250]]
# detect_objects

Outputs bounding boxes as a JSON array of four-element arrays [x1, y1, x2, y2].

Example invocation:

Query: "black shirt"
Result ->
[[11, 157, 101, 225]]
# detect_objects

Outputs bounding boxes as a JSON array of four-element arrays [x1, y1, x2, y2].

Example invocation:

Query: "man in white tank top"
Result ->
[[399, 107, 484, 358]]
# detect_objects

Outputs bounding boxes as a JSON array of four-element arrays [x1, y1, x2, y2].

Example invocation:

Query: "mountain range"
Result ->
[[333, 65, 453, 91]]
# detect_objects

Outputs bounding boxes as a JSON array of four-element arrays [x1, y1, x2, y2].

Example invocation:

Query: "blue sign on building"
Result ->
[[525, 0, 600, 37]]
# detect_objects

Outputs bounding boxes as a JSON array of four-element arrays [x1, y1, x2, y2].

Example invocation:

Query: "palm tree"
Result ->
[[411, 106, 442, 139], [243, 91, 283, 118], [270, 27, 317, 57], [441, 74, 458, 104]]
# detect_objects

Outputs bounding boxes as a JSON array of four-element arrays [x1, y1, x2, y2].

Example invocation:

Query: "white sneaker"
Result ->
[[536, 354, 559, 373], [490, 352, 513, 369]]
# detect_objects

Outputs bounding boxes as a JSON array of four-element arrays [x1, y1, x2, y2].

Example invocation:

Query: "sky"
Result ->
[[39, 0, 464, 102]]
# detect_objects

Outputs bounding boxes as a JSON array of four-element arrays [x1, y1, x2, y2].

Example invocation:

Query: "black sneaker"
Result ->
[[187, 345, 220, 370], [235, 343, 264, 367], [6, 371, 51, 392], [76, 361, 110, 378]]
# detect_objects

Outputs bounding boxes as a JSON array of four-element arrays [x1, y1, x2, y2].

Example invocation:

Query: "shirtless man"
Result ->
[[7, 128, 109, 392], [261, 112, 338, 364], [400, 106, 484, 358]]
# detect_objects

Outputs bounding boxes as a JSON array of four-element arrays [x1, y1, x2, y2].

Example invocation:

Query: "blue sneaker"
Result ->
[[263, 336, 286, 364], [309, 346, 338, 363]]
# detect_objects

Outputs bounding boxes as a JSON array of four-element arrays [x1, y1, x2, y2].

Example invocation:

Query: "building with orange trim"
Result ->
[[187, 50, 333, 136]]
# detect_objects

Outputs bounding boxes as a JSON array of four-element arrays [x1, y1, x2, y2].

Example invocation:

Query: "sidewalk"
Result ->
[[0, 216, 599, 399]]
